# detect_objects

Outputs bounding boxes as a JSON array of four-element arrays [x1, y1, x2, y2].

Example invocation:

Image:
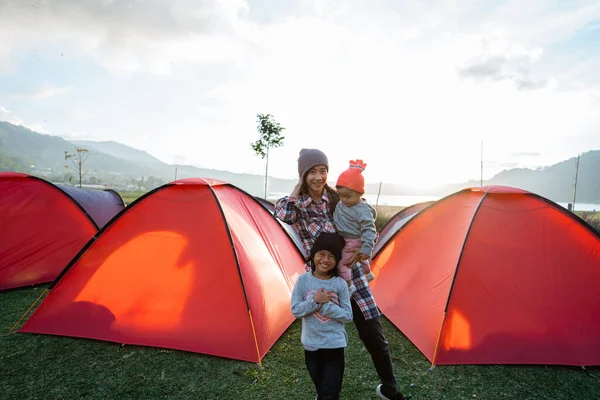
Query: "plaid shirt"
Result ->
[[275, 192, 381, 320]]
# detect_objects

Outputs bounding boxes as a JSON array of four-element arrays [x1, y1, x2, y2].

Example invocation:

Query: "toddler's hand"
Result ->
[[350, 252, 370, 266]]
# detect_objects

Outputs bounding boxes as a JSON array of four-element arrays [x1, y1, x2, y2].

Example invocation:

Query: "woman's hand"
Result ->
[[313, 288, 335, 304], [290, 176, 303, 197]]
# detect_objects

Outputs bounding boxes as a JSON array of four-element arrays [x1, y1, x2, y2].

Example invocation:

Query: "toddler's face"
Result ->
[[337, 186, 362, 207]]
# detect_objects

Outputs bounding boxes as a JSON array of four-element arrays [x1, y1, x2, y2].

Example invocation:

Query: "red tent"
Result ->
[[20, 178, 305, 363], [255, 196, 307, 258], [373, 201, 434, 256], [371, 185, 600, 366], [0, 172, 125, 291]]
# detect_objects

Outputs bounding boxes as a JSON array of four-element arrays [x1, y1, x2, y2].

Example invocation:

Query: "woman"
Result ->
[[275, 148, 407, 400]]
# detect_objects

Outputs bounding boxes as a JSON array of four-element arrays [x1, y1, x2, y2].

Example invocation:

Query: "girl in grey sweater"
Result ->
[[291, 231, 353, 400]]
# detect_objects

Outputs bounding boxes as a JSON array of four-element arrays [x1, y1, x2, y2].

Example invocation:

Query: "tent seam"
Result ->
[[47, 183, 172, 289], [208, 185, 262, 363], [373, 189, 470, 261], [432, 191, 488, 366]]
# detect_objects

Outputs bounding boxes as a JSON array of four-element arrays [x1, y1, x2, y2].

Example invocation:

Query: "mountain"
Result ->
[[0, 121, 155, 177], [483, 150, 599, 204], [1, 121, 598, 203], [362, 150, 599, 204], [0, 122, 296, 195], [70, 140, 166, 170]]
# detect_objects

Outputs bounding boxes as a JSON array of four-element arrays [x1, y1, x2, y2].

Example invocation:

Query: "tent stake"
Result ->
[[581, 366, 593, 377], [8, 288, 48, 334]]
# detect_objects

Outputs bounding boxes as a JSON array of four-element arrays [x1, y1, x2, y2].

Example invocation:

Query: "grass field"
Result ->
[[1, 286, 599, 400], [2, 193, 598, 399], [117, 190, 147, 206]]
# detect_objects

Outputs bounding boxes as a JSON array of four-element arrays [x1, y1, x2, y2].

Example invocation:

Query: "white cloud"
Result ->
[[0, 105, 24, 126], [457, 34, 551, 90], [1, 0, 599, 188], [30, 84, 74, 100], [0, 105, 48, 133], [0, 0, 250, 76]]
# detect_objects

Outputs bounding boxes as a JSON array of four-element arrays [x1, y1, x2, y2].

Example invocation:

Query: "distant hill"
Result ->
[[0, 121, 598, 203], [484, 150, 599, 204], [0, 122, 296, 195], [71, 140, 166, 170], [0, 121, 153, 177], [363, 151, 599, 204]]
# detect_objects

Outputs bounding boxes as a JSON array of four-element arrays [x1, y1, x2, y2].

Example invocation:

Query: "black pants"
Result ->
[[304, 347, 345, 400], [351, 299, 399, 395]]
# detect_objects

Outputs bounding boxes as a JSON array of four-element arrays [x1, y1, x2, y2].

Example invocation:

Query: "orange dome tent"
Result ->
[[0, 172, 124, 291], [20, 178, 305, 363], [371, 185, 600, 366], [373, 201, 435, 256]]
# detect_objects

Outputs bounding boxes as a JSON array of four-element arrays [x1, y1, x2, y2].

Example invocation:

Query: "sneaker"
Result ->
[[365, 272, 375, 282], [376, 384, 407, 400], [348, 284, 357, 297]]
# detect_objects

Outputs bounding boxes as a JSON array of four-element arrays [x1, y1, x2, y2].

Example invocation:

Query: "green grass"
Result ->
[[116, 191, 147, 206], [576, 211, 599, 219], [1, 287, 599, 399]]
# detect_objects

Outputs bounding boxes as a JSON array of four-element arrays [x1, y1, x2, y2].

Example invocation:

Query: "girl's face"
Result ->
[[313, 250, 337, 277], [304, 165, 328, 194]]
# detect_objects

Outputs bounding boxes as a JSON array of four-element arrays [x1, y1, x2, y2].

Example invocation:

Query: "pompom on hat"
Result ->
[[297, 148, 329, 179], [335, 159, 367, 194]]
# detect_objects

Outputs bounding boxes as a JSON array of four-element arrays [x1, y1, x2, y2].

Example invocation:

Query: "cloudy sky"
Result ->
[[1, 0, 599, 188]]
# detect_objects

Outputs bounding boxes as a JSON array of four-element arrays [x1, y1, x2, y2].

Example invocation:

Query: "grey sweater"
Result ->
[[333, 200, 377, 256], [291, 272, 353, 351]]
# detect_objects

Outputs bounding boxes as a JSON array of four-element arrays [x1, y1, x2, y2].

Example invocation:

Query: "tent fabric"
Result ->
[[373, 201, 435, 257], [57, 184, 124, 228], [370, 185, 600, 366], [255, 196, 307, 258], [0, 172, 125, 291], [20, 178, 306, 363]]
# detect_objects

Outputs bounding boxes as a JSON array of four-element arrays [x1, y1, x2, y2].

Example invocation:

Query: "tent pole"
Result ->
[[375, 181, 383, 210], [572, 154, 580, 212], [480, 141, 483, 186]]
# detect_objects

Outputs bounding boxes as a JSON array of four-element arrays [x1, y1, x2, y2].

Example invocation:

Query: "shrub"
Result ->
[[375, 212, 390, 232]]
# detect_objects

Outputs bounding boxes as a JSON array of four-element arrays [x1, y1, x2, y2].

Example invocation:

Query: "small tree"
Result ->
[[251, 113, 285, 198], [64, 147, 92, 188]]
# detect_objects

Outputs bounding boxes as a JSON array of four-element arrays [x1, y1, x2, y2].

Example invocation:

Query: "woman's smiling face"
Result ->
[[305, 164, 328, 194]]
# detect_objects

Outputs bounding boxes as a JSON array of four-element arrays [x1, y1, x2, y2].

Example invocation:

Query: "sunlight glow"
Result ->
[[74, 230, 193, 332], [370, 240, 396, 289], [442, 309, 472, 351]]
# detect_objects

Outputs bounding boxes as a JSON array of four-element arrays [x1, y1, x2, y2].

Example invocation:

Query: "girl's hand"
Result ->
[[313, 289, 335, 304]]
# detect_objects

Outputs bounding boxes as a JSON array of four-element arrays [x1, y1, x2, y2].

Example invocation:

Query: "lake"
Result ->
[[269, 192, 600, 212]]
